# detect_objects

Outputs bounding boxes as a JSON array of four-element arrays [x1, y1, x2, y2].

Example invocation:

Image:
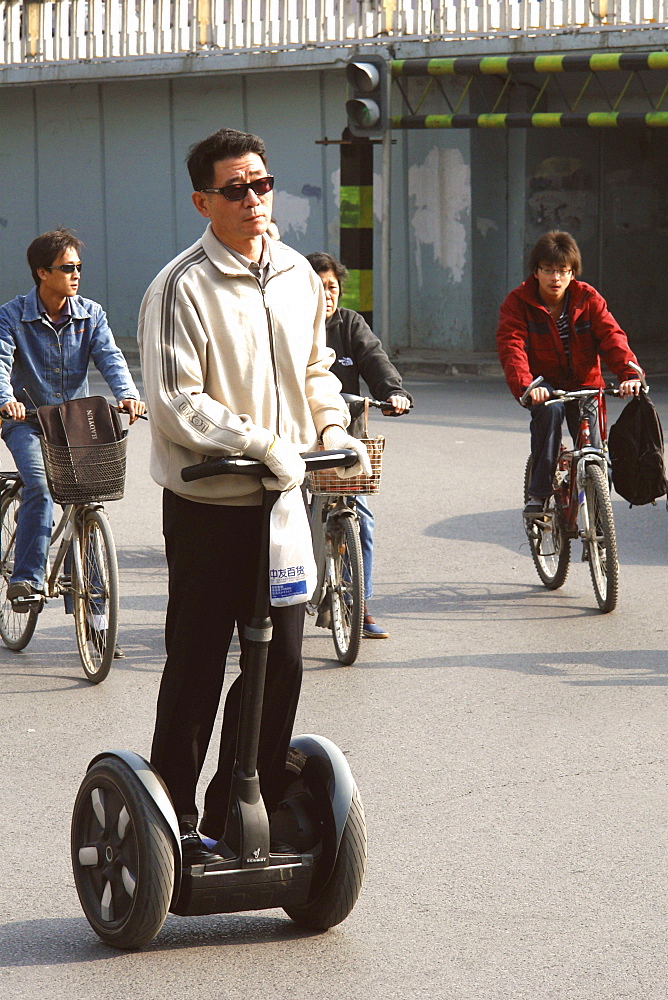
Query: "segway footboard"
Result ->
[[171, 853, 314, 916]]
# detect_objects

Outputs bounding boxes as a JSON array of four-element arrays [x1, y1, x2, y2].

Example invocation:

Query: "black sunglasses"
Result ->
[[47, 263, 82, 274], [199, 175, 274, 202]]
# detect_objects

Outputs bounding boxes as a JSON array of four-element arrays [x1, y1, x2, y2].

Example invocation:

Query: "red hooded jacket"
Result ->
[[497, 275, 641, 400]]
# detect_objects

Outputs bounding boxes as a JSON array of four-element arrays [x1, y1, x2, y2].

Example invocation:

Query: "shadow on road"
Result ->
[[426, 504, 668, 565], [0, 912, 319, 966], [116, 546, 167, 570], [373, 580, 602, 620], [319, 643, 668, 685]]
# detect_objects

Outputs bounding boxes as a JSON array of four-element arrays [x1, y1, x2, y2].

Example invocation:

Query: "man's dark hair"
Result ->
[[186, 128, 268, 190], [528, 230, 582, 276], [27, 228, 84, 286], [306, 252, 349, 291]]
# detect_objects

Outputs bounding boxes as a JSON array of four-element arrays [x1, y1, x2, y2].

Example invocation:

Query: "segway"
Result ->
[[71, 450, 367, 949]]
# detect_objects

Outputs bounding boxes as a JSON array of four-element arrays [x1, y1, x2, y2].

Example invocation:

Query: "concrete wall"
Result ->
[[1, 63, 667, 354], [0, 70, 350, 342]]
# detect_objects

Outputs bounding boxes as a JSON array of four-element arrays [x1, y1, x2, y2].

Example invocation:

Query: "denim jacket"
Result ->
[[0, 287, 138, 411]]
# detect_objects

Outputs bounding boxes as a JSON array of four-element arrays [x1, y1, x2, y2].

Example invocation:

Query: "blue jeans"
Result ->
[[1, 420, 53, 591], [351, 495, 374, 602], [528, 390, 601, 498]]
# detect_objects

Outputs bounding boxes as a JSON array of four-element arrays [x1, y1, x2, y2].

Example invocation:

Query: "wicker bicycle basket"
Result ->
[[307, 435, 385, 495], [40, 432, 128, 504], [307, 399, 385, 495]]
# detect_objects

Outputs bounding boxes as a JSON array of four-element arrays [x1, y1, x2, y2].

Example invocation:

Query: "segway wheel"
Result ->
[[284, 785, 367, 930], [71, 757, 175, 949]]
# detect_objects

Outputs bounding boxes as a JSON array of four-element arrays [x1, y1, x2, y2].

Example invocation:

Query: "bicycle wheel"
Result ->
[[584, 463, 619, 613], [328, 515, 364, 665], [71, 757, 175, 949], [0, 489, 39, 651], [523, 457, 570, 590], [73, 507, 119, 683], [306, 495, 328, 615]]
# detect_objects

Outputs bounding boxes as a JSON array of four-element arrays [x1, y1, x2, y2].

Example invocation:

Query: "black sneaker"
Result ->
[[179, 822, 226, 867]]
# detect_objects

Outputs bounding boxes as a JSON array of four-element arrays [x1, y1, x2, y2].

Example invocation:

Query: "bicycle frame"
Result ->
[[548, 387, 610, 542], [309, 494, 359, 608], [42, 503, 86, 602]]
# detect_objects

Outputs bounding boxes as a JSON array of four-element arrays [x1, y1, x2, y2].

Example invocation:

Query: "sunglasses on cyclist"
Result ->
[[199, 175, 274, 202], [47, 263, 82, 274]]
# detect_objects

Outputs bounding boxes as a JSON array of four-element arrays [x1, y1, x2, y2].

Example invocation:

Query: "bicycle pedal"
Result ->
[[11, 594, 44, 612]]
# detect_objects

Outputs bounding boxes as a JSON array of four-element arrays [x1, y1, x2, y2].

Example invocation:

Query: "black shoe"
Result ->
[[315, 605, 332, 629], [86, 621, 124, 659], [7, 581, 44, 613], [523, 497, 547, 517], [179, 822, 226, 867], [270, 839, 296, 855]]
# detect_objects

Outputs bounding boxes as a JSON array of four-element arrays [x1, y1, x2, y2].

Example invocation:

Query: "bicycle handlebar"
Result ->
[[181, 449, 359, 483], [518, 377, 544, 406], [1, 402, 147, 421], [520, 372, 648, 407], [341, 392, 412, 413], [546, 387, 621, 405]]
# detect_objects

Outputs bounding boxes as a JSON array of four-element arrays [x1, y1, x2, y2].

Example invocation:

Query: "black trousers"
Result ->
[[150, 490, 305, 835]]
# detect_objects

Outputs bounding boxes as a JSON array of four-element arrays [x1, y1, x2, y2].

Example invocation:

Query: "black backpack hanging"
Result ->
[[608, 392, 668, 506]]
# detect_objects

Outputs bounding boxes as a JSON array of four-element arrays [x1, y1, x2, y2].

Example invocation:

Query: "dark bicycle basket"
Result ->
[[40, 433, 128, 504]]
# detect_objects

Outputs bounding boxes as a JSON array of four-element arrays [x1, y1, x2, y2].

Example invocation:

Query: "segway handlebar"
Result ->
[[181, 449, 359, 483]]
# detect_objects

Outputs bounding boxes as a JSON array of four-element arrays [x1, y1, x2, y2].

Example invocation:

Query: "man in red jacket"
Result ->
[[496, 230, 642, 515]]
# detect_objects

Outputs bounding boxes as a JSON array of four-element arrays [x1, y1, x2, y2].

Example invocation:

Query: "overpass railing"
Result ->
[[2, 0, 667, 67]]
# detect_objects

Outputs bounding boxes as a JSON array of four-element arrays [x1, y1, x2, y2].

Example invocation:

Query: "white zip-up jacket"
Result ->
[[138, 225, 348, 504]]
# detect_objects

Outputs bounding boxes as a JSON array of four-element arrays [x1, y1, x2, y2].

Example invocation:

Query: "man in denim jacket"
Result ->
[[0, 228, 144, 624]]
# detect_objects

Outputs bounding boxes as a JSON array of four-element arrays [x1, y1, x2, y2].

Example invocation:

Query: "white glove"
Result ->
[[262, 436, 306, 492], [321, 425, 372, 479]]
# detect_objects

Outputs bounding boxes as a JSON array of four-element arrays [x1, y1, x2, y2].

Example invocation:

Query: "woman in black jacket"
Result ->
[[307, 252, 412, 638]]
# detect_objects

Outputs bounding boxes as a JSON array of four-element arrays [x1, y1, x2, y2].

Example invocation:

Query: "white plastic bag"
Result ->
[[269, 487, 317, 607]]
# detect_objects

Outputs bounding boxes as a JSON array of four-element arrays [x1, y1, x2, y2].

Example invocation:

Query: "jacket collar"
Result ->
[[21, 286, 91, 325], [326, 307, 342, 330], [202, 223, 294, 280], [519, 274, 590, 312]]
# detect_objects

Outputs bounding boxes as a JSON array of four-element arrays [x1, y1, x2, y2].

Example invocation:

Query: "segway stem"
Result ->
[[223, 488, 276, 862]]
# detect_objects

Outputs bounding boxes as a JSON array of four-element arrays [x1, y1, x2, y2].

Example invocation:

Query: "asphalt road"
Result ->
[[1, 374, 668, 1000]]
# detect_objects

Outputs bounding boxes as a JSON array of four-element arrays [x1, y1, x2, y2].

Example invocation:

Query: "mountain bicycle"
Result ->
[[0, 403, 141, 681], [306, 393, 394, 665], [520, 365, 646, 613]]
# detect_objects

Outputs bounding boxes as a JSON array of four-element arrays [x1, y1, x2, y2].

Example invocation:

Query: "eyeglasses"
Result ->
[[538, 266, 572, 278], [47, 263, 82, 274], [199, 175, 274, 202]]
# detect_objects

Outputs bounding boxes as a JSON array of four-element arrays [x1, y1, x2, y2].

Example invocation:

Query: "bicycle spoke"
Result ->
[[584, 464, 618, 613], [0, 489, 39, 650], [73, 509, 119, 683]]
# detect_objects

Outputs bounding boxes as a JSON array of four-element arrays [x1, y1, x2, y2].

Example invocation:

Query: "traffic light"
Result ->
[[346, 56, 388, 137]]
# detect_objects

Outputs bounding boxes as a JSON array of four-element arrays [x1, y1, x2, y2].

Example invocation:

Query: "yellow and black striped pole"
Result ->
[[391, 50, 668, 78], [391, 111, 668, 129], [339, 132, 374, 326], [391, 51, 668, 128]]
